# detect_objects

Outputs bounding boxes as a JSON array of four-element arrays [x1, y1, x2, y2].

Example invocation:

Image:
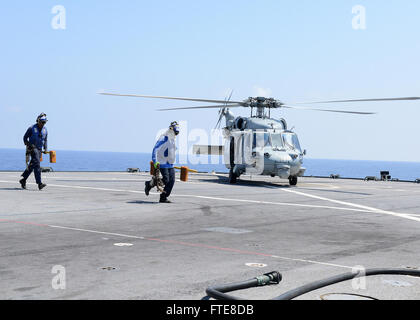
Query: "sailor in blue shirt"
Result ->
[[19, 113, 49, 190], [145, 121, 179, 203]]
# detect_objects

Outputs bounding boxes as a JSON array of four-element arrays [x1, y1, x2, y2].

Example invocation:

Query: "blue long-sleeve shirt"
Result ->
[[152, 130, 176, 168], [24, 124, 48, 151]]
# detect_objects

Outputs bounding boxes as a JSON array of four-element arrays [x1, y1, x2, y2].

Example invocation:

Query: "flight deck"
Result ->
[[0, 171, 419, 300]]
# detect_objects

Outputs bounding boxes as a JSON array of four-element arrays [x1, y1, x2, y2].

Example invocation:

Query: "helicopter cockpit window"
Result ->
[[252, 133, 271, 148], [282, 133, 302, 152], [270, 133, 284, 150]]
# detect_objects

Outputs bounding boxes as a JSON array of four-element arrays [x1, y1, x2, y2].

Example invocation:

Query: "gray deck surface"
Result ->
[[0, 171, 419, 300]]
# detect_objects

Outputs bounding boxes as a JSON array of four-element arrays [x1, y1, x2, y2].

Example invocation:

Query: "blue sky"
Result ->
[[1, 1, 419, 161]]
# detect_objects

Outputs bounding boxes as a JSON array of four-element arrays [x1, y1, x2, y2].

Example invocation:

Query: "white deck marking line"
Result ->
[[0, 218, 353, 269], [0, 181, 357, 269], [328, 184, 420, 192], [43, 224, 352, 269], [48, 183, 141, 193], [2, 180, 418, 220], [0, 180, 393, 214], [48, 225, 145, 240], [269, 255, 352, 269], [174, 194, 374, 213], [1, 180, 380, 214], [2, 175, 223, 186], [46, 177, 149, 181], [298, 183, 340, 189], [281, 188, 420, 223]]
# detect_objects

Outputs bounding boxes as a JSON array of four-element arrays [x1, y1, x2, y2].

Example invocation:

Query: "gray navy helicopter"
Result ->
[[99, 91, 420, 185]]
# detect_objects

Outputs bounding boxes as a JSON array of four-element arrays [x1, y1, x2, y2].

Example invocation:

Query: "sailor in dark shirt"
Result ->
[[19, 113, 49, 190]]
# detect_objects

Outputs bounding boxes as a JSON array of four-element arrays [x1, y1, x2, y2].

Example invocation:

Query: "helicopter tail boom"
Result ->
[[193, 145, 224, 156]]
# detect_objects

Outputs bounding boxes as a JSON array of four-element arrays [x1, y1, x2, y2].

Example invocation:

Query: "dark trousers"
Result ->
[[160, 167, 175, 199], [21, 148, 42, 184]]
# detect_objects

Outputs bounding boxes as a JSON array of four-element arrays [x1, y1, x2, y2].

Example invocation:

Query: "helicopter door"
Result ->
[[243, 131, 252, 165], [229, 136, 235, 168], [245, 131, 264, 175], [236, 134, 244, 165], [224, 138, 231, 168], [223, 136, 236, 169], [224, 133, 244, 169]]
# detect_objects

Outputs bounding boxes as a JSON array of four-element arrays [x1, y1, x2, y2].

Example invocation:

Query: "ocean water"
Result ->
[[1, 148, 420, 181], [0, 149, 227, 173]]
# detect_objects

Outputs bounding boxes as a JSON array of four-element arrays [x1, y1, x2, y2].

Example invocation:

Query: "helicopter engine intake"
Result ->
[[234, 117, 247, 130]]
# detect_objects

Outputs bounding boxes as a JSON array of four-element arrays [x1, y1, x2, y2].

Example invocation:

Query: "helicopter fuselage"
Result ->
[[223, 112, 306, 184]]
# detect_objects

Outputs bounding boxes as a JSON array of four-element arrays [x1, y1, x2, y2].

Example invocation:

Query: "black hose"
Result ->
[[205, 271, 282, 300], [206, 279, 259, 300], [204, 268, 420, 300], [275, 268, 420, 300]]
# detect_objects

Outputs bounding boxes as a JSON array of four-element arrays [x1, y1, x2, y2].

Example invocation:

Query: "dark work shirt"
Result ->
[[23, 124, 48, 151]]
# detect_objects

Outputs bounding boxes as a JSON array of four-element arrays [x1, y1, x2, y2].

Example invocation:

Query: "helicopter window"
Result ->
[[264, 134, 271, 147], [282, 133, 302, 152], [270, 134, 284, 149], [252, 133, 271, 148]]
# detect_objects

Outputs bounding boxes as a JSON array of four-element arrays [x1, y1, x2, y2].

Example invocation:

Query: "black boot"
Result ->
[[144, 181, 152, 196], [19, 178, 26, 189], [38, 183, 47, 190], [159, 193, 171, 203]]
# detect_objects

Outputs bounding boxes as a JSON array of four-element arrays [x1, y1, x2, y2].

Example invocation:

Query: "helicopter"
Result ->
[[99, 91, 420, 185]]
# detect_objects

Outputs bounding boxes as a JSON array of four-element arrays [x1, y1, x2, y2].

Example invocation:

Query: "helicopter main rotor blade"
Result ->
[[157, 104, 243, 111], [297, 97, 420, 104], [215, 90, 234, 129], [98, 91, 245, 105], [283, 105, 376, 115]]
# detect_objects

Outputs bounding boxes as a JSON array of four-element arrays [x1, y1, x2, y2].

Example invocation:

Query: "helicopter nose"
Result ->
[[266, 152, 303, 178], [268, 152, 292, 163], [265, 152, 291, 178]]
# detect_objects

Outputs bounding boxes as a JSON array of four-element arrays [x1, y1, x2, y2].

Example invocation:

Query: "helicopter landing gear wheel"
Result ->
[[229, 169, 238, 184], [289, 176, 298, 186]]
